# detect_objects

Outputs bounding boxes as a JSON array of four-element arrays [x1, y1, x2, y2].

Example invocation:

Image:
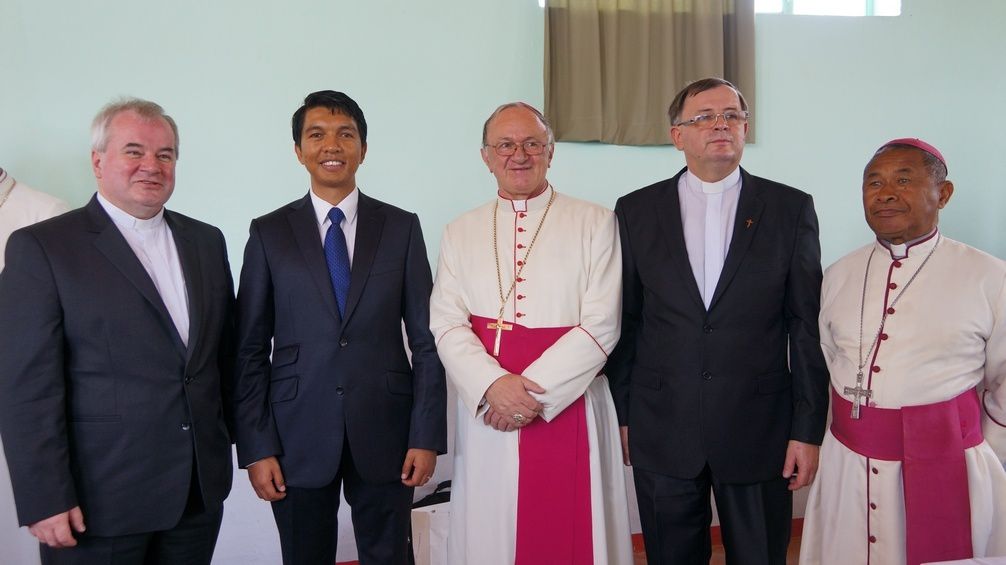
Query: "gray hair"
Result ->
[[481, 102, 555, 146], [91, 97, 180, 158]]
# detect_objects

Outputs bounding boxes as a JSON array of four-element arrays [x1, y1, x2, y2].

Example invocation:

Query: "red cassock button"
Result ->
[[888, 282, 898, 290], [517, 261, 524, 266], [519, 213, 527, 218], [871, 366, 881, 373], [516, 312, 524, 318], [517, 295, 525, 300], [893, 261, 902, 268], [517, 227, 525, 232], [869, 536, 877, 543], [872, 467, 879, 474], [516, 277, 524, 282], [517, 244, 524, 249], [880, 333, 889, 340], [887, 307, 896, 315], [870, 502, 877, 510]]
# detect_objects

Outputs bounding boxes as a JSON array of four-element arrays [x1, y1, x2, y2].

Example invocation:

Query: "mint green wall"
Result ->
[[3, 0, 1002, 271]]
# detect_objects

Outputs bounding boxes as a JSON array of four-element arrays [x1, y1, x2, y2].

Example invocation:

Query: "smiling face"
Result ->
[[670, 85, 747, 182], [481, 106, 553, 200], [862, 147, 953, 244], [295, 106, 367, 201], [91, 110, 177, 219]]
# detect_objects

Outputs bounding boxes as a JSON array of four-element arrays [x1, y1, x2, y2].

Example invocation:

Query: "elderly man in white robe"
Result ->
[[0, 167, 68, 565], [430, 102, 633, 565], [799, 139, 1006, 565]]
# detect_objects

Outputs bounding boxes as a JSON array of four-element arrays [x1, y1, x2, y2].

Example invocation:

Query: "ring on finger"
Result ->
[[512, 413, 526, 425]]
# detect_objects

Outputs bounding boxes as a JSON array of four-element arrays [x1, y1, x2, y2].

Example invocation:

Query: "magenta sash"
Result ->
[[831, 387, 983, 565], [470, 314, 593, 565]]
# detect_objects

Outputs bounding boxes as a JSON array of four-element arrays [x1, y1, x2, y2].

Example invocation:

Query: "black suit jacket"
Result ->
[[0, 196, 235, 535], [234, 192, 446, 486], [607, 167, 829, 483]]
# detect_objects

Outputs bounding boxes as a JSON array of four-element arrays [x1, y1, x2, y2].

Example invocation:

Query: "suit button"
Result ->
[[703, 324, 713, 334], [340, 337, 349, 347], [701, 371, 712, 381], [336, 387, 345, 396], [184, 376, 193, 384], [181, 423, 191, 431]]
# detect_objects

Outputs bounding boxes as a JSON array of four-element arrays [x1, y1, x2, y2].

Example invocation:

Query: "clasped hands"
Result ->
[[483, 373, 546, 432]]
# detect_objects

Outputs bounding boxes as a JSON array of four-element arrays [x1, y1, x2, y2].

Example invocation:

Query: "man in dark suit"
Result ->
[[234, 90, 446, 565], [607, 78, 830, 565], [0, 98, 235, 564]]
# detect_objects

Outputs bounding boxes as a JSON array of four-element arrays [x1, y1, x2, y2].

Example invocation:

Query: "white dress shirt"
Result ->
[[309, 187, 359, 263], [678, 167, 742, 309], [97, 193, 189, 346]]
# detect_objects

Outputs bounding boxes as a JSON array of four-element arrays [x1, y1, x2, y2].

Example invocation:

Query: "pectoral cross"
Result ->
[[844, 373, 873, 420], [487, 316, 512, 357], [745, 218, 754, 228]]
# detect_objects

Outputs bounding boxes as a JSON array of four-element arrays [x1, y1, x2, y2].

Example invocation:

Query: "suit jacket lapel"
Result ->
[[658, 169, 706, 312], [342, 192, 383, 325], [287, 194, 341, 323], [709, 168, 765, 310], [167, 212, 202, 362], [86, 196, 186, 354]]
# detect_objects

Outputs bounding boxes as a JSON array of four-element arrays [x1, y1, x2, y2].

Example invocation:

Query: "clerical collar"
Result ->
[[497, 183, 553, 213], [685, 168, 741, 195], [877, 227, 939, 260], [97, 193, 165, 231]]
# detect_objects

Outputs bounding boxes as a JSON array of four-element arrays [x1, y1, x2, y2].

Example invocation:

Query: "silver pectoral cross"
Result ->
[[844, 374, 873, 420], [487, 317, 513, 357]]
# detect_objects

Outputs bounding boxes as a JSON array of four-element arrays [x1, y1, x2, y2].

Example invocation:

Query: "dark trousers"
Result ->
[[39, 507, 223, 565], [271, 440, 414, 565], [634, 464, 792, 565]]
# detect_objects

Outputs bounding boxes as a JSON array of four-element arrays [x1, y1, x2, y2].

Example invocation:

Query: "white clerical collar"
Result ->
[[685, 168, 741, 195], [497, 183, 553, 213], [876, 227, 939, 260], [97, 193, 165, 231], [310, 187, 359, 227]]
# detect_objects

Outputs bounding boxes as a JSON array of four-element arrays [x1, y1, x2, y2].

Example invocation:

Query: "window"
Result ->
[[755, 0, 900, 16]]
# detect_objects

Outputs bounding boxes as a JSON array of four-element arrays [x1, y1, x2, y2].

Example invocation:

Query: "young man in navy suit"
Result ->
[[234, 91, 446, 565]]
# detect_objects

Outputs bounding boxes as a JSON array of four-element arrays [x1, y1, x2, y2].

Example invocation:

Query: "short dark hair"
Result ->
[[871, 144, 949, 184], [292, 90, 367, 147], [667, 78, 748, 126]]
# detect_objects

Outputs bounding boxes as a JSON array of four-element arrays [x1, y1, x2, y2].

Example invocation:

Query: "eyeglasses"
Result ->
[[675, 111, 750, 129], [485, 140, 551, 156]]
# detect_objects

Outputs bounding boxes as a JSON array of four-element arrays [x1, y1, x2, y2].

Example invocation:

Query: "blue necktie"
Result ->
[[324, 207, 351, 317]]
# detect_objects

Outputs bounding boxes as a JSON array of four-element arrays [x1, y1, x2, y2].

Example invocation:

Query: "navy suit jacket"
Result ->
[[0, 196, 235, 535], [234, 192, 446, 486], [607, 167, 830, 483]]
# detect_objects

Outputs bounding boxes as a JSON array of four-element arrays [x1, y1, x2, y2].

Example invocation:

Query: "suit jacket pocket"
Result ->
[[370, 259, 404, 277], [756, 371, 791, 394], [272, 344, 299, 368], [631, 366, 662, 391], [69, 415, 122, 423], [386, 371, 413, 396], [270, 376, 299, 403]]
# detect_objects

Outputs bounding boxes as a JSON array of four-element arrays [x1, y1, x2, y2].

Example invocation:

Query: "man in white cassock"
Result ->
[[0, 168, 69, 565], [430, 102, 633, 565], [799, 138, 1006, 565]]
